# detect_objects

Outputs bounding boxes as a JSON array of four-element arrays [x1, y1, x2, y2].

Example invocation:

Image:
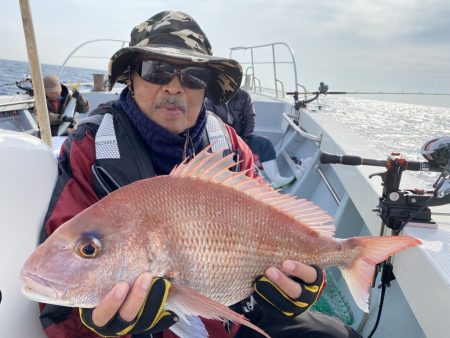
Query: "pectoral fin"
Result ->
[[166, 284, 270, 338]]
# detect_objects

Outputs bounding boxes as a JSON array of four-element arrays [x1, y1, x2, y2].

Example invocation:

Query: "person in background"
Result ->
[[43, 74, 89, 135], [38, 10, 359, 338], [205, 88, 295, 189]]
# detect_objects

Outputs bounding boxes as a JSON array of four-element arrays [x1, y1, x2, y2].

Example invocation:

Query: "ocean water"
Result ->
[[321, 95, 449, 158], [319, 95, 450, 187], [0, 58, 105, 95]]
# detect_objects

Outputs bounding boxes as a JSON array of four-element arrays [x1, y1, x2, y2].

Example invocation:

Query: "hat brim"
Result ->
[[107, 45, 242, 105]]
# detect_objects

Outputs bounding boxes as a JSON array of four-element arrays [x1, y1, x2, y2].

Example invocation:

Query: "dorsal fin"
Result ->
[[171, 147, 335, 237]]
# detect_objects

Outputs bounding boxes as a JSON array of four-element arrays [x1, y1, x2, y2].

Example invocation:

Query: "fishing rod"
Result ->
[[289, 82, 450, 97], [306, 91, 450, 96], [0, 82, 18, 87], [320, 137, 450, 337], [0, 77, 35, 96]]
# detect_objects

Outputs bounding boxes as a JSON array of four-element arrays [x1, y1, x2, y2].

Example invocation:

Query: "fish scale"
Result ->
[[114, 176, 362, 305]]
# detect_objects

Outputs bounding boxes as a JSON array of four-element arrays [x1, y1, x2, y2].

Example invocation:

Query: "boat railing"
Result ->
[[0, 94, 35, 112], [0, 94, 39, 135], [282, 112, 322, 143], [57, 39, 128, 80], [230, 42, 308, 99], [276, 79, 285, 98], [243, 67, 262, 92], [230, 42, 322, 143]]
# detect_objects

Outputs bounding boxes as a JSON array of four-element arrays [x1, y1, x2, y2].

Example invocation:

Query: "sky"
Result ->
[[1, 0, 450, 105]]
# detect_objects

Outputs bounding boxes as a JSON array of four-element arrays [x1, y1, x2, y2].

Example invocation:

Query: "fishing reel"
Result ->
[[15, 75, 34, 96], [286, 82, 329, 109], [421, 137, 450, 167], [286, 82, 329, 125], [370, 153, 434, 234], [421, 137, 450, 199]]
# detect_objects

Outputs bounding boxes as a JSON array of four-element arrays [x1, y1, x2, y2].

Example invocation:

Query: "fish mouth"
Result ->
[[20, 271, 70, 302]]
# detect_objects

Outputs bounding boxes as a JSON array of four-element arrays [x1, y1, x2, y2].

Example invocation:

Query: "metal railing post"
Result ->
[[250, 48, 255, 91], [272, 44, 278, 97]]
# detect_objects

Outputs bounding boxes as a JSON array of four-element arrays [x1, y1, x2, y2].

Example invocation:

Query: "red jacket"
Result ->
[[40, 108, 255, 338]]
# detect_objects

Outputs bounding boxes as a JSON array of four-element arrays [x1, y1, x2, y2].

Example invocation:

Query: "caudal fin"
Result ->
[[166, 284, 271, 338], [340, 236, 421, 312]]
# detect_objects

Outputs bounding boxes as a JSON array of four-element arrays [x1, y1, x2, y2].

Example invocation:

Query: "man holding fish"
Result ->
[[25, 10, 372, 338]]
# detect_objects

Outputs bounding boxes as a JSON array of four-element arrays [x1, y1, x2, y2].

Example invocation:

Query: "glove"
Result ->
[[62, 116, 74, 123], [253, 265, 326, 317], [72, 90, 80, 99], [80, 277, 178, 336]]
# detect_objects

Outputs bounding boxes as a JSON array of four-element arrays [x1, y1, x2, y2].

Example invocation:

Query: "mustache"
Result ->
[[154, 97, 187, 113]]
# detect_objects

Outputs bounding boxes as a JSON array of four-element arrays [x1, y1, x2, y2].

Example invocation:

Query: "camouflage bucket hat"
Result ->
[[107, 11, 243, 105]]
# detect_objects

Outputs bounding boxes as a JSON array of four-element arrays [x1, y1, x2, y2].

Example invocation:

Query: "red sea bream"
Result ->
[[20, 147, 421, 337]]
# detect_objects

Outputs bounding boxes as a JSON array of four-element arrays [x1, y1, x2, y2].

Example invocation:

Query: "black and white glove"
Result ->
[[62, 116, 74, 123], [80, 277, 177, 336], [71, 90, 80, 99], [253, 265, 326, 317]]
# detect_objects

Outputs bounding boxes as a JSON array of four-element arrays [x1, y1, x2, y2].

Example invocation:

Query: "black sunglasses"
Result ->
[[134, 60, 212, 89]]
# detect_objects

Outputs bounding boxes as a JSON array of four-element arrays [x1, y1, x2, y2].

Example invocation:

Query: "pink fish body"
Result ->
[[21, 147, 421, 337]]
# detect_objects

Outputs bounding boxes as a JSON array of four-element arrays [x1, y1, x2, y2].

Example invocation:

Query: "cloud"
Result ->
[[312, 0, 450, 46], [1, 0, 449, 95]]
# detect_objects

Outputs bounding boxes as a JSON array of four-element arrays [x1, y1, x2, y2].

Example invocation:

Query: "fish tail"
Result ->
[[340, 236, 421, 312], [166, 285, 271, 338]]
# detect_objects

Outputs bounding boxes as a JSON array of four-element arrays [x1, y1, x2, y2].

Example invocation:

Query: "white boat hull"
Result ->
[[0, 131, 57, 338]]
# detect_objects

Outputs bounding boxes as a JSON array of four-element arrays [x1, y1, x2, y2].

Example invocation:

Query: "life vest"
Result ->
[[78, 104, 234, 199]]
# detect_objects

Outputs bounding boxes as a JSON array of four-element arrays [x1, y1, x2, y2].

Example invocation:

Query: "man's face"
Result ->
[[131, 70, 205, 134], [45, 91, 60, 100]]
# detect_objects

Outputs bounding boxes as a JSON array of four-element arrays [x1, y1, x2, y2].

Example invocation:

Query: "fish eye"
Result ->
[[76, 237, 102, 259]]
